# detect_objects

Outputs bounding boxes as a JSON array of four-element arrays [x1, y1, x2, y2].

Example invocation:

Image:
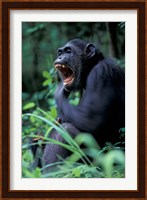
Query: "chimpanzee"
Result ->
[[42, 39, 125, 172]]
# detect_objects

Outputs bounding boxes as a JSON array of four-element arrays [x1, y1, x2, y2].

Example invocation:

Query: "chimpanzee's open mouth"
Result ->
[[55, 64, 74, 85]]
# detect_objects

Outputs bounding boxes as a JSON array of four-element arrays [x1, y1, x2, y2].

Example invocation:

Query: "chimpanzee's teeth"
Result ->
[[55, 64, 66, 68]]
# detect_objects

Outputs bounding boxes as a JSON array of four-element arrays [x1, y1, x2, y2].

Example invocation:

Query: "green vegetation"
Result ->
[[22, 22, 125, 178]]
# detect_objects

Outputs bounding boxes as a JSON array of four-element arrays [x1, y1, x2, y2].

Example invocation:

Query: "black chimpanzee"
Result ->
[[42, 39, 125, 172]]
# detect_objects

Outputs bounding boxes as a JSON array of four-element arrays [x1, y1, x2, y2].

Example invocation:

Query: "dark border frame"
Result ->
[[2, 1, 145, 199]]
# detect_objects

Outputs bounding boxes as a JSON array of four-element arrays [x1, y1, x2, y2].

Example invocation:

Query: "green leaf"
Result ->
[[22, 150, 33, 162], [42, 71, 50, 78], [23, 102, 35, 110], [70, 98, 80, 106], [42, 79, 51, 86], [44, 127, 53, 138], [75, 133, 100, 150], [72, 167, 81, 177], [50, 107, 57, 118], [32, 168, 41, 178]]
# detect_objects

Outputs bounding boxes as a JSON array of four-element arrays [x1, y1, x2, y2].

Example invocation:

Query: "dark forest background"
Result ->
[[22, 22, 125, 178]]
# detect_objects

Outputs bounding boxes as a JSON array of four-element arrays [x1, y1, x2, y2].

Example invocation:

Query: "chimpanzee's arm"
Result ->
[[55, 63, 116, 133]]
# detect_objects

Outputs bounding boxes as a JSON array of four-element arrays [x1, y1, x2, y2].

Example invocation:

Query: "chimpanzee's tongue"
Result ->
[[64, 75, 74, 84]]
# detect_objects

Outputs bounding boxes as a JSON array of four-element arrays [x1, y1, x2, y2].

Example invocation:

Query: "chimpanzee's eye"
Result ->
[[65, 48, 72, 54], [58, 49, 62, 56]]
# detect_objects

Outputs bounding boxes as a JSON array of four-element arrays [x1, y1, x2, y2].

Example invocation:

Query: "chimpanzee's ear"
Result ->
[[84, 43, 96, 58]]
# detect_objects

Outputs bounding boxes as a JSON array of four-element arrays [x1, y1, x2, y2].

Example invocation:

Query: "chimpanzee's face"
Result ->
[[54, 41, 84, 91]]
